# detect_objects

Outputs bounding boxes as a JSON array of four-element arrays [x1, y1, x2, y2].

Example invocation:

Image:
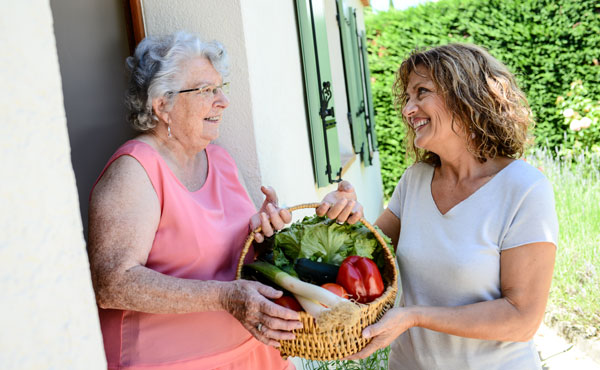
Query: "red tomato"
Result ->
[[321, 283, 350, 299], [273, 296, 303, 311]]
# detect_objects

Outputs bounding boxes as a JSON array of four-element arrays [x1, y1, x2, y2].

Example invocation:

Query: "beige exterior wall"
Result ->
[[141, 0, 384, 221], [0, 2, 106, 369], [141, 0, 266, 207]]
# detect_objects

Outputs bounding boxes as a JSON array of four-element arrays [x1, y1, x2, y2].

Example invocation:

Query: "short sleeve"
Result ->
[[387, 168, 410, 220], [501, 178, 559, 251]]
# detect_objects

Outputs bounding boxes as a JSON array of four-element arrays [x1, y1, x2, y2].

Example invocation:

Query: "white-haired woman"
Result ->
[[88, 32, 318, 370]]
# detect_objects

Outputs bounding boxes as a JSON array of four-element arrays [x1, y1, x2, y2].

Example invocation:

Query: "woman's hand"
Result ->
[[316, 180, 363, 224], [221, 280, 303, 347], [249, 186, 292, 243], [345, 307, 417, 360]]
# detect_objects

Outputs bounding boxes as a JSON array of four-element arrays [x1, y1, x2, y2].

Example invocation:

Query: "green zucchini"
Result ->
[[294, 258, 339, 285]]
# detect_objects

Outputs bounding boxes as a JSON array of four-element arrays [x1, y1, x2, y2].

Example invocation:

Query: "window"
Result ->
[[295, 0, 377, 187]]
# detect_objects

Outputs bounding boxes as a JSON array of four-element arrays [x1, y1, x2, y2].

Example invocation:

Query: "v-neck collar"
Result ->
[[428, 160, 519, 217], [132, 140, 212, 194]]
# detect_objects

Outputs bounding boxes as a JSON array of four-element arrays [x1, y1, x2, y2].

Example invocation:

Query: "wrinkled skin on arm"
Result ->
[[87, 156, 302, 347]]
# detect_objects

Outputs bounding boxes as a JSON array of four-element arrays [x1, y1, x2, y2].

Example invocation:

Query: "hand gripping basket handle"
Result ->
[[235, 202, 394, 280]]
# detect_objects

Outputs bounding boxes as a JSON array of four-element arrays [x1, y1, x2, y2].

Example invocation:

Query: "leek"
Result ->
[[247, 261, 360, 331]]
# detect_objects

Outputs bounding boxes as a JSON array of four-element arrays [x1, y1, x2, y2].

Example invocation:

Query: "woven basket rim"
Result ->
[[235, 202, 398, 360], [236, 202, 397, 282]]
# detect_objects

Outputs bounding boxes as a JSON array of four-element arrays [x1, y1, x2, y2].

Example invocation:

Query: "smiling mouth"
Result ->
[[412, 118, 430, 131], [204, 116, 221, 123]]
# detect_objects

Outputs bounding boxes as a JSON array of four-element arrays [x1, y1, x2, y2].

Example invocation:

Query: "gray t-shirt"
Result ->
[[387, 160, 558, 370]]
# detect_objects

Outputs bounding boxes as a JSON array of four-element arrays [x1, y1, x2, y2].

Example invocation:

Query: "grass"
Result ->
[[299, 347, 390, 370], [526, 146, 600, 341]]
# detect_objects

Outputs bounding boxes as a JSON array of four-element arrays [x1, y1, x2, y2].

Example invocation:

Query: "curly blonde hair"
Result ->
[[393, 43, 534, 166]]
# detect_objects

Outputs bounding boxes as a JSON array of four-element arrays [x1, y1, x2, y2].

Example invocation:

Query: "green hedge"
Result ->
[[365, 0, 600, 199]]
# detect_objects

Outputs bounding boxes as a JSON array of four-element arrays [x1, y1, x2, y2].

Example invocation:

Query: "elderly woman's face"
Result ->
[[168, 57, 229, 148], [402, 65, 462, 153]]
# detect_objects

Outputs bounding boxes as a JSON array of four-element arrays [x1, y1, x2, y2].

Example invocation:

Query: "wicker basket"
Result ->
[[235, 203, 398, 361]]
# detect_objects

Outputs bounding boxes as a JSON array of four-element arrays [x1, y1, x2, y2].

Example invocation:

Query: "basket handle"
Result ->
[[235, 202, 393, 280]]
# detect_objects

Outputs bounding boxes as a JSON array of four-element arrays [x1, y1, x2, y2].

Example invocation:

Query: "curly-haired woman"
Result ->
[[320, 44, 558, 369]]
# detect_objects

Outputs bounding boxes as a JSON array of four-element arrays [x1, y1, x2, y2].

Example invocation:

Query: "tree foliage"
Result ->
[[366, 0, 600, 199]]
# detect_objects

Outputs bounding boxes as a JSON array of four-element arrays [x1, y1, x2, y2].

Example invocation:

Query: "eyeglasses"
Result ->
[[174, 82, 230, 98]]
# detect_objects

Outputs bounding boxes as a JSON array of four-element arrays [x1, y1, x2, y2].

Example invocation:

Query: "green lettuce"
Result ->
[[271, 215, 393, 269], [299, 221, 352, 265]]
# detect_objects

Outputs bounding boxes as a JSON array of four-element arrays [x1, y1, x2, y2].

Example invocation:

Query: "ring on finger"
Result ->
[[256, 323, 264, 333]]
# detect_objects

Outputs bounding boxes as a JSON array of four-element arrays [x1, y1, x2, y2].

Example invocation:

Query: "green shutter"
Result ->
[[359, 30, 378, 152], [337, 3, 371, 165], [296, 0, 342, 187]]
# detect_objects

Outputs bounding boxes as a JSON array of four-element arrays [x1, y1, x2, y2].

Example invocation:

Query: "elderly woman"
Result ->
[[88, 32, 311, 369], [321, 44, 558, 369]]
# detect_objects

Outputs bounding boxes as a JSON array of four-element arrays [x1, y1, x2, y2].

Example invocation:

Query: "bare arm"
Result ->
[[348, 242, 556, 359], [88, 155, 301, 345], [88, 155, 213, 313], [374, 208, 401, 249], [411, 242, 555, 340]]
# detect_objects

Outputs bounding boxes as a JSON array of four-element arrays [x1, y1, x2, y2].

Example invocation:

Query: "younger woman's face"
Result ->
[[402, 65, 464, 154]]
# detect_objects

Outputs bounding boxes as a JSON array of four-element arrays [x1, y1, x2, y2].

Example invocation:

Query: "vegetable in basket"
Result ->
[[336, 255, 384, 303], [267, 215, 393, 274], [273, 296, 303, 312], [247, 261, 360, 331], [321, 283, 349, 299], [294, 258, 339, 285]]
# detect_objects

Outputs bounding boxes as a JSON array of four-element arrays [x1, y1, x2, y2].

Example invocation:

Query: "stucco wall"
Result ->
[[141, 0, 383, 221], [0, 2, 106, 369]]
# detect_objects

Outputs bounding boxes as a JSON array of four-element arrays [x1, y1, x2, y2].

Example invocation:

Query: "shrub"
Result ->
[[366, 0, 600, 199], [556, 80, 600, 150]]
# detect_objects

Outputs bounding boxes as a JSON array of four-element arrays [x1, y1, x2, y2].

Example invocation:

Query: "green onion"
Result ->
[[247, 261, 360, 331]]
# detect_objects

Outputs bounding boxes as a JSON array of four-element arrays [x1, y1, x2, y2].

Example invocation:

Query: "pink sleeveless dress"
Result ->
[[93, 140, 293, 370]]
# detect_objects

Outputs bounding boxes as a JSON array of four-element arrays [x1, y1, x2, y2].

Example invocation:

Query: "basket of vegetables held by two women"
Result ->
[[235, 203, 398, 361]]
